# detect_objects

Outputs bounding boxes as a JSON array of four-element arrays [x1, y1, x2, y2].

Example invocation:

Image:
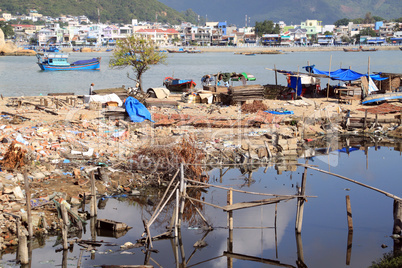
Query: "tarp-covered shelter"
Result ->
[[304, 66, 388, 81]]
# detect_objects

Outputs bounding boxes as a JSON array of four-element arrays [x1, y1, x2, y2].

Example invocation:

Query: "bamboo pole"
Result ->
[[148, 170, 180, 226], [274, 64, 278, 85], [185, 178, 316, 198], [174, 189, 179, 237], [297, 164, 402, 201], [327, 55, 332, 101], [90, 171, 97, 217], [296, 162, 308, 233], [24, 170, 33, 238], [187, 197, 211, 228], [346, 195, 353, 231], [227, 189, 233, 231], [148, 181, 179, 227], [346, 230, 353, 265]]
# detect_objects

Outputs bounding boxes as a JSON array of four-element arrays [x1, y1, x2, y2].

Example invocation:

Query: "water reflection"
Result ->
[[2, 136, 402, 267]]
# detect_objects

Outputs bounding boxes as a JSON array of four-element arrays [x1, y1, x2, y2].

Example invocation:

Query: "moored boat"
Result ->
[[362, 92, 402, 105], [167, 48, 186, 53], [361, 47, 378, 52], [343, 48, 361, 52], [36, 53, 101, 71], [163, 77, 196, 92]]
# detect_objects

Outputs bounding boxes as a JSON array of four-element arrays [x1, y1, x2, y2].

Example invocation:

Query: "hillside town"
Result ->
[[1, 9, 402, 48]]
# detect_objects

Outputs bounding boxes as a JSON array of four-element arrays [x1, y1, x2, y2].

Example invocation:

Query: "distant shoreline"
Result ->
[[61, 45, 400, 53]]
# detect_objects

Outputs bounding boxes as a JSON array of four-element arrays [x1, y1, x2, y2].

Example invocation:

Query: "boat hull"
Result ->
[[343, 48, 361, 52], [38, 60, 101, 71], [163, 77, 196, 92], [362, 92, 402, 104]]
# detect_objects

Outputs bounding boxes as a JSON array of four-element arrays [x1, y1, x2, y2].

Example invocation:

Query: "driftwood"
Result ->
[[1, 111, 31, 121], [25, 102, 59, 115]]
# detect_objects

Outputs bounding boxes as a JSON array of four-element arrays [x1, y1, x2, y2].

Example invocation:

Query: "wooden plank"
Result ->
[[223, 251, 296, 268], [222, 196, 294, 211], [48, 93, 75, 96]]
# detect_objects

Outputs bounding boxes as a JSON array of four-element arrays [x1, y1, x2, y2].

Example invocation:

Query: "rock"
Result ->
[[13, 186, 24, 200]]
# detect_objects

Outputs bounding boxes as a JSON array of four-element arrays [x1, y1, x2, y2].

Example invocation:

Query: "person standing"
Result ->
[[89, 83, 94, 95]]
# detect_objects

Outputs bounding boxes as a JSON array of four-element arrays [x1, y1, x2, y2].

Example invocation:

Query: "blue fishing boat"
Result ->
[[362, 92, 402, 105], [43, 46, 60, 53], [36, 53, 101, 71]]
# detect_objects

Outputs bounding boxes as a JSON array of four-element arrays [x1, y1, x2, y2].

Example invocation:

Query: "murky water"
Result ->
[[1, 137, 401, 267]]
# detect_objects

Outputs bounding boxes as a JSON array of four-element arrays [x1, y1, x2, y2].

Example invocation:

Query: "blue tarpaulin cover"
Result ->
[[288, 76, 303, 95], [304, 66, 388, 81], [124, 96, 154, 123], [71, 58, 99, 65], [265, 110, 294, 115]]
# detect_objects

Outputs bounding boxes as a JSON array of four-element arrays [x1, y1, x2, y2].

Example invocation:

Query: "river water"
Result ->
[[0, 51, 402, 267], [0, 50, 401, 97]]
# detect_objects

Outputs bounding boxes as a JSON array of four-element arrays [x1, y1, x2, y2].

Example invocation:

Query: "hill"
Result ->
[[158, 0, 402, 26], [0, 0, 199, 25]]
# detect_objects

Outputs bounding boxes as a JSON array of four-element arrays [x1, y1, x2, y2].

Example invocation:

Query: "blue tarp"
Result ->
[[265, 110, 294, 115], [304, 66, 388, 81], [289, 76, 302, 96], [124, 96, 154, 123], [71, 58, 99, 65]]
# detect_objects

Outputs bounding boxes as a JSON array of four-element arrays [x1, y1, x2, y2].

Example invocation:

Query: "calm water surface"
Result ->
[[0, 50, 401, 96], [0, 141, 401, 267]]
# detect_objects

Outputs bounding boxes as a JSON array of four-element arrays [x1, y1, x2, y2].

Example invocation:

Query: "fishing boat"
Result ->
[[343, 48, 361, 52], [167, 48, 186, 53], [42, 46, 60, 53], [361, 47, 378, 52], [163, 77, 196, 92], [36, 53, 101, 71], [362, 92, 402, 105]]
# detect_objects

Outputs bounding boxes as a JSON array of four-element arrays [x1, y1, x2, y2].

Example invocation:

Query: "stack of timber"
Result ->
[[229, 84, 264, 102], [263, 84, 289, 99]]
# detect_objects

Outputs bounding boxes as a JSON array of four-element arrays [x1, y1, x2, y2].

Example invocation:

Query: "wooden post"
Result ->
[[264, 141, 272, 158], [174, 189, 179, 237], [367, 56, 370, 77], [296, 163, 308, 233], [227, 189, 233, 231], [393, 200, 402, 235], [24, 171, 33, 239], [90, 171, 97, 217], [18, 233, 29, 264], [364, 110, 368, 130], [346, 230, 353, 265], [178, 163, 186, 227], [274, 64, 278, 86], [61, 204, 69, 250], [346, 195, 353, 231], [227, 188, 233, 268], [327, 55, 332, 101], [295, 232, 305, 267]]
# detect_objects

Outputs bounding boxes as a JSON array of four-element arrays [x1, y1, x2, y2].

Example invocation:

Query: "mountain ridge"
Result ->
[[158, 0, 402, 26]]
